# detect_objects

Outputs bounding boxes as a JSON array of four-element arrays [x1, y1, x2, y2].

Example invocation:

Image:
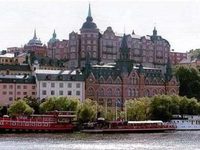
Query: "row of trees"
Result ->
[[175, 66, 200, 100], [4, 95, 200, 123], [126, 95, 200, 121]]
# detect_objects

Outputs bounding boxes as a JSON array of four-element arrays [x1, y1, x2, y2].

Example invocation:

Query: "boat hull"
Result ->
[[82, 128, 175, 133]]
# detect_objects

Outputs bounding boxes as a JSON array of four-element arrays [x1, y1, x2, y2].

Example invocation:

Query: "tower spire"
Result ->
[[53, 29, 56, 38], [153, 26, 157, 36], [34, 29, 37, 39], [88, 3, 91, 17]]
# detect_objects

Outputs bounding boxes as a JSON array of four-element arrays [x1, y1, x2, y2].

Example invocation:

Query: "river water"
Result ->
[[0, 131, 199, 150]]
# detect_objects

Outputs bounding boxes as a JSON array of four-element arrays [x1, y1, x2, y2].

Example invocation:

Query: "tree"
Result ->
[[175, 66, 200, 100], [126, 97, 151, 121], [77, 99, 97, 123], [8, 100, 34, 117], [150, 95, 173, 121], [23, 96, 40, 114], [39, 96, 80, 113]]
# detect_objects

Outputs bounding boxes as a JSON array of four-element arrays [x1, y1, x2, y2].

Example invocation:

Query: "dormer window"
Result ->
[[46, 75, 51, 80], [58, 75, 63, 80]]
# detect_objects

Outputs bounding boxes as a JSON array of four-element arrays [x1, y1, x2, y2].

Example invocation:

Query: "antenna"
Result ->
[[123, 25, 126, 34]]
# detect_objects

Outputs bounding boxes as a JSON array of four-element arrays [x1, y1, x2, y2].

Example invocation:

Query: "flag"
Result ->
[[116, 99, 122, 107]]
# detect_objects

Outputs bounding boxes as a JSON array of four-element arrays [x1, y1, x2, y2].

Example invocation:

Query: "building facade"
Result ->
[[35, 69, 85, 101], [24, 30, 47, 57], [170, 51, 187, 65], [0, 75, 36, 106], [44, 5, 170, 71], [47, 30, 68, 60], [84, 34, 179, 108]]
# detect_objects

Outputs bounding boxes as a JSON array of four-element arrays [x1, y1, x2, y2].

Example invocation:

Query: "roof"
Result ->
[[0, 64, 31, 71], [128, 120, 163, 124], [0, 75, 36, 84], [35, 69, 79, 75], [0, 53, 14, 58], [35, 69, 84, 81]]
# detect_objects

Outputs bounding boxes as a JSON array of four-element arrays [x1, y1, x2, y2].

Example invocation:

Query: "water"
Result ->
[[0, 131, 199, 150]]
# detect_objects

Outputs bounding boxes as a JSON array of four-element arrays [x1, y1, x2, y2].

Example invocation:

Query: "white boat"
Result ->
[[171, 115, 200, 130]]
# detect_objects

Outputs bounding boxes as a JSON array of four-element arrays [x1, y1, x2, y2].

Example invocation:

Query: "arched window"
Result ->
[[145, 78, 149, 85], [88, 87, 95, 96], [160, 89, 165, 95], [153, 78, 157, 85], [128, 88, 132, 97], [99, 88, 104, 96], [99, 77, 104, 83], [116, 88, 121, 96], [144, 89, 150, 97], [115, 77, 121, 84], [170, 89, 176, 94], [132, 89, 136, 96], [107, 88, 112, 97], [153, 89, 158, 95], [131, 78, 139, 85], [107, 77, 112, 84], [135, 89, 139, 97]]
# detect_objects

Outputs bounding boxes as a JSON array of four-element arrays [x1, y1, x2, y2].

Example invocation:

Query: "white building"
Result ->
[[35, 69, 85, 102]]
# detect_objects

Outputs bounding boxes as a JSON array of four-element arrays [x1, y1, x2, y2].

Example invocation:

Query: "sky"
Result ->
[[0, 0, 200, 52]]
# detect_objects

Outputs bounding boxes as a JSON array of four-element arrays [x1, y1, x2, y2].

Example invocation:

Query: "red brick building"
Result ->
[[84, 34, 179, 108]]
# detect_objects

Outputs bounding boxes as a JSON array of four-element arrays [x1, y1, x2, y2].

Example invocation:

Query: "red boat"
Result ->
[[82, 120, 176, 133], [0, 111, 76, 132]]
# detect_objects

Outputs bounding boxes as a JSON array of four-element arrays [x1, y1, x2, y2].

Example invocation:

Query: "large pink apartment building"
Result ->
[[0, 75, 36, 106]]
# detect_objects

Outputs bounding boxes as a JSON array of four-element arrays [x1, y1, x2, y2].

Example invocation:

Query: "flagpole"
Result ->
[[115, 100, 117, 120], [125, 101, 127, 121]]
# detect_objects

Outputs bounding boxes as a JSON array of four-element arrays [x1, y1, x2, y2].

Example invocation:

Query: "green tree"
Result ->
[[126, 97, 151, 121], [150, 95, 173, 121], [77, 99, 97, 123], [8, 100, 34, 117], [23, 96, 40, 114], [175, 66, 200, 100], [39, 96, 80, 113]]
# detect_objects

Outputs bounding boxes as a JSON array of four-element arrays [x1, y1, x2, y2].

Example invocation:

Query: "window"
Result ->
[[76, 83, 80, 88], [42, 82, 47, 88], [9, 85, 13, 89], [17, 85, 21, 89], [59, 83, 63, 88], [23, 85, 27, 89], [116, 89, 120, 96], [32, 86, 35, 89], [23, 92, 27, 95], [68, 91, 72, 95], [3, 91, 6, 95], [9, 97, 13, 101], [107, 89, 112, 96], [42, 90, 46, 95], [51, 83, 55, 88], [9, 91, 13, 95], [76, 91, 80, 96], [68, 83, 72, 88], [32, 92, 35, 95], [51, 90, 55, 95], [3, 85, 7, 89], [59, 90, 63, 95], [17, 91, 21, 95]]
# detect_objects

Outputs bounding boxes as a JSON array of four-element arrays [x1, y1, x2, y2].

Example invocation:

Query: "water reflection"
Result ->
[[0, 131, 199, 150]]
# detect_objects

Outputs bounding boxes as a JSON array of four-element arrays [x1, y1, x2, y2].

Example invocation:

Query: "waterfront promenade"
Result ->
[[0, 131, 199, 150]]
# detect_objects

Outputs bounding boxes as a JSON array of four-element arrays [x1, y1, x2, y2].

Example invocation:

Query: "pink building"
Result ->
[[170, 51, 187, 65], [0, 75, 36, 106], [47, 30, 68, 60]]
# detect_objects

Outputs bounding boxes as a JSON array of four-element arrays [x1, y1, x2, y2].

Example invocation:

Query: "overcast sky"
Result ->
[[0, 0, 199, 52]]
